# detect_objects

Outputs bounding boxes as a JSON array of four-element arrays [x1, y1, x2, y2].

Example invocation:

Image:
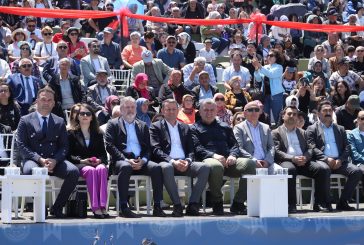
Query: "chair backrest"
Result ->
[[110, 69, 131, 96], [0, 133, 15, 166]]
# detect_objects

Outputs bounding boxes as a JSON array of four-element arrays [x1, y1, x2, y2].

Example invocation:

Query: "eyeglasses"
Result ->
[[215, 98, 225, 102], [27, 25, 36, 28], [92, 45, 100, 48], [268, 54, 275, 57], [21, 47, 30, 51], [236, 117, 244, 122], [106, 4, 114, 7], [57, 46, 68, 50], [79, 111, 92, 117], [69, 32, 78, 36], [286, 112, 297, 116], [0, 89, 9, 93], [246, 108, 260, 112], [20, 64, 32, 68], [43, 33, 53, 36], [357, 50, 364, 52], [358, 116, 364, 121]]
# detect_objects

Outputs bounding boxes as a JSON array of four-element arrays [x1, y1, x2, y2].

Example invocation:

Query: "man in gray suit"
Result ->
[[306, 100, 362, 211], [273, 105, 332, 213], [233, 101, 279, 175], [80, 39, 111, 87], [16, 87, 80, 218], [131, 50, 172, 97]]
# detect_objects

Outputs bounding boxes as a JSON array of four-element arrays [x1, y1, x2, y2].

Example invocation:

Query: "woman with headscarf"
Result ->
[[177, 94, 199, 124], [158, 69, 191, 104], [257, 35, 271, 59], [176, 32, 196, 64], [214, 93, 233, 125], [97, 95, 120, 125], [136, 98, 152, 127], [126, 73, 159, 111], [10, 41, 41, 79], [269, 15, 290, 41]]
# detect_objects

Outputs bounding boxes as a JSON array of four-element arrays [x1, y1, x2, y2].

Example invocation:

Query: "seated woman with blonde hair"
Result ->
[[224, 76, 252, 113]]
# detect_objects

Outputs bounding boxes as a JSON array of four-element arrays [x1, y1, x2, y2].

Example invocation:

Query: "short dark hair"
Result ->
[[317, 100, 333, 112], [283, 105, 298, 115], [144, 31, 155, 39], [230, 52, 243, 60], [25, 16, 37, 23], [37, 86, 55, 98], [161, 99, 178, 109], [88, 39, 99, 48]]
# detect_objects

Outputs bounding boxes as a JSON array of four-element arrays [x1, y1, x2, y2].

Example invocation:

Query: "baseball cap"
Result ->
[[142, 50, 153, 63], [96, 69, 108, 75], [103, 27, 114, 34], [338, 57, 350, 65], [327, 8, 338, 16]]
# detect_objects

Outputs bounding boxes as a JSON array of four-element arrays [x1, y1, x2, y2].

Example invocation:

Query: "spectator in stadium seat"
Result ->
[[121, 32, 147, 69], [335, 95, 361, 130], [177, 94, 198, 124], [351, 46, 364, 77], [97, 95, 120, 126], [11, 41, 41, 79], [66, 27, 88, 62], [99, 27, 122, 69], [52, 20, 70, 43], [347, 110, 364, 173], [308, 45, 330, 76], [156, 35, 186, 69], [8, 28, 27, 62], [182, 57, 216, 90], [131, 50, 172, 97], [224, 76, 251, 114], [80, 39, 111, 87], [331, 81, 351, 108], [192, 71, 219, 107], [176, 32, 196, 65], [0, 82, 21, 131], [23, 16, 43, 50], [223, 52, 251, 91], [181, 0, 205, 36]]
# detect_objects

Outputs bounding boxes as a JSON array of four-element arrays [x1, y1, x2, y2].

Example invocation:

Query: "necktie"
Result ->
[[25, 77, 33, 104], [42, 116, 47, 137]]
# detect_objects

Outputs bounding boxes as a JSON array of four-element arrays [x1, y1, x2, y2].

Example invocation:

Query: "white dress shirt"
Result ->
[[283, 126, 303, 156], [166, 121, 185, 160]]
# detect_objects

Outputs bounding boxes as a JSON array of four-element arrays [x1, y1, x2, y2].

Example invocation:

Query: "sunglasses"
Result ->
[[268, 54, 275, 57], [215, 98, 225, 101], [43, 32, 53, 36], [358, 116, 364, 121], [236, 117, 244, 122], [0, 89, 9, 93], [27, 25, 36, 28], [20, 64, 32, 68], [69, 32, 78, 36], [79, 111, 92, 117], [92, 45, 100, 48], [357, 50, 364, 52], [286, 112, 297, 116], [106, 4, 114, 7], [21, 47, 30, 51], [58, 46, 68, 50], [246, 108, 260, 112]]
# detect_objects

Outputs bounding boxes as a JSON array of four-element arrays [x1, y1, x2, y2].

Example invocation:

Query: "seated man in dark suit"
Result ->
[[190, 98, 256, 215], [306, 100, 363, 211], [104, 96, 166, 218], [272, 105, 332, 213], [7, 58, 43, 115], [16, 87, 80, 218], [149, 99, 209, 217]]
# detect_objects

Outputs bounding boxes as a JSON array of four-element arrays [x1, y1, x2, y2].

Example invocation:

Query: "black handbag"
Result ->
[[66, 189, 88, 218]]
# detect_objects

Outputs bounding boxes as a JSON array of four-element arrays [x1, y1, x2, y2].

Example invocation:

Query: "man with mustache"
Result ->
[[306, 100, 362, 211], [104, 96, 166, 218], [80, 39, 111, 87]]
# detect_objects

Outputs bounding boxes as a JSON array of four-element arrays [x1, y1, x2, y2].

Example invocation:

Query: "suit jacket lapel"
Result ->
[[279, 126, 289, 150], [162, 120, 171, 145], [333, 124, 341, 148], [77, 129, 87, 149], [243, 122, 253, 143], [135, 120, 142, 145], [119, 117, 126, 136], [31, 112, 41, 133], [258, 123, 266, 148], [317, 122, 325, 143], [296, 129, 306, 152]]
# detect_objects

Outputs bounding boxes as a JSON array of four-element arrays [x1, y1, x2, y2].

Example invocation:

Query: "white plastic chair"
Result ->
[[296, 175, 315, 210], [110, 69, 131, 96]]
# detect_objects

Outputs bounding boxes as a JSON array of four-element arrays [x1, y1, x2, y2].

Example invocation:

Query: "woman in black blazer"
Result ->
[[67, 103, 109, 219]]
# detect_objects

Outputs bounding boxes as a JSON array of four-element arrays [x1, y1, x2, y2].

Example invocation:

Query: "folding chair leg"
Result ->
[[146, 178, 151, 215]]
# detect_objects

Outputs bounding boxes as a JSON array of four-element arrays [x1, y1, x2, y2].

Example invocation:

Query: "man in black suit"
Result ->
[[306, 100, 363, 211], [149, 99, 209, 217], [104, 96, 166, 218], [16, 86, 80, 218], [272, 106, 332, 213]]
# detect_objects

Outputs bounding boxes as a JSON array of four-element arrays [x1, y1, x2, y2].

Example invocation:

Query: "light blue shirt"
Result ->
[[198, 86, 213, 102], [254, 63, 285, 96], [321, 122, 339, 158], [222, 65, 251, 88], [124, 120, 147, 163], [182, 63, 216, 89], [247, 121, 265, 160], [284, 126, 303, 156]]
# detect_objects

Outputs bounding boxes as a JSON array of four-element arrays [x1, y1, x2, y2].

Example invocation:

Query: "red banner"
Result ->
[[1, 6, 364, 37]]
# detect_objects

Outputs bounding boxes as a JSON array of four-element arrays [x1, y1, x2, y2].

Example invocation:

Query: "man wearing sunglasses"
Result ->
[[80, 39, 111, 87], [6, 58, 43, 115], [156, 36, 185, 69], [23, 17, 43, 50], [347, 110, 364, 187], [272, 105, 332, 213]]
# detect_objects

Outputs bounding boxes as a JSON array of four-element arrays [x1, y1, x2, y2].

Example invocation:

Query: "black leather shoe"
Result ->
[[288, 204, 297, 214], [171, 204, 184, 217], [185, 203, 200, 216], [119, 207, 140, 218], [50, 206, 66, 218], [212, 202, 224, 216], [336, 201, 356, 211], [230, 201, 246, 215], [93, 212, 105, 219], [153, 206, 167, 217], [313, 203, 333, 212]]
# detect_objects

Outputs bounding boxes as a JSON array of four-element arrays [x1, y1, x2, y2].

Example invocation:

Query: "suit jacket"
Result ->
[[42, 56, 81, 83], [6, 73, 43, 115], [104, 117, 150, 169], [0, 123, 13, 166], [149, 119, 194, 163], [86, 83, 118, 111], [233, 121, 274, 165], [80, 55, 111, 86], [306, 122, 350, 164], [131, 59, 172, 84], [347, 127, 364, 164], [67, 129, 108, 170], [16, 112, 68, 165], [48, 74, 86, 106], [192, 85, 219, 108], [272, 125, 320, 164]]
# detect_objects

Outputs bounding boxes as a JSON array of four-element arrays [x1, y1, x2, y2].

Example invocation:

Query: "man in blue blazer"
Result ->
[[7, 58, 43, 115], [16, 86, 80, 218], [347, 110, 364, 186], [104, 96, 166, 218]]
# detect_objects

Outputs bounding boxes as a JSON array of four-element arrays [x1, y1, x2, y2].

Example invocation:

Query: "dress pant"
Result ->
[[160, 161, 210, 205], [357, 164, 364, 195], [22, 160, 80, 209], [114, 160, 163, 206], [331, 162, 362, 202], [203, 158, 256, 204], [280, 160, 331, 206]]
